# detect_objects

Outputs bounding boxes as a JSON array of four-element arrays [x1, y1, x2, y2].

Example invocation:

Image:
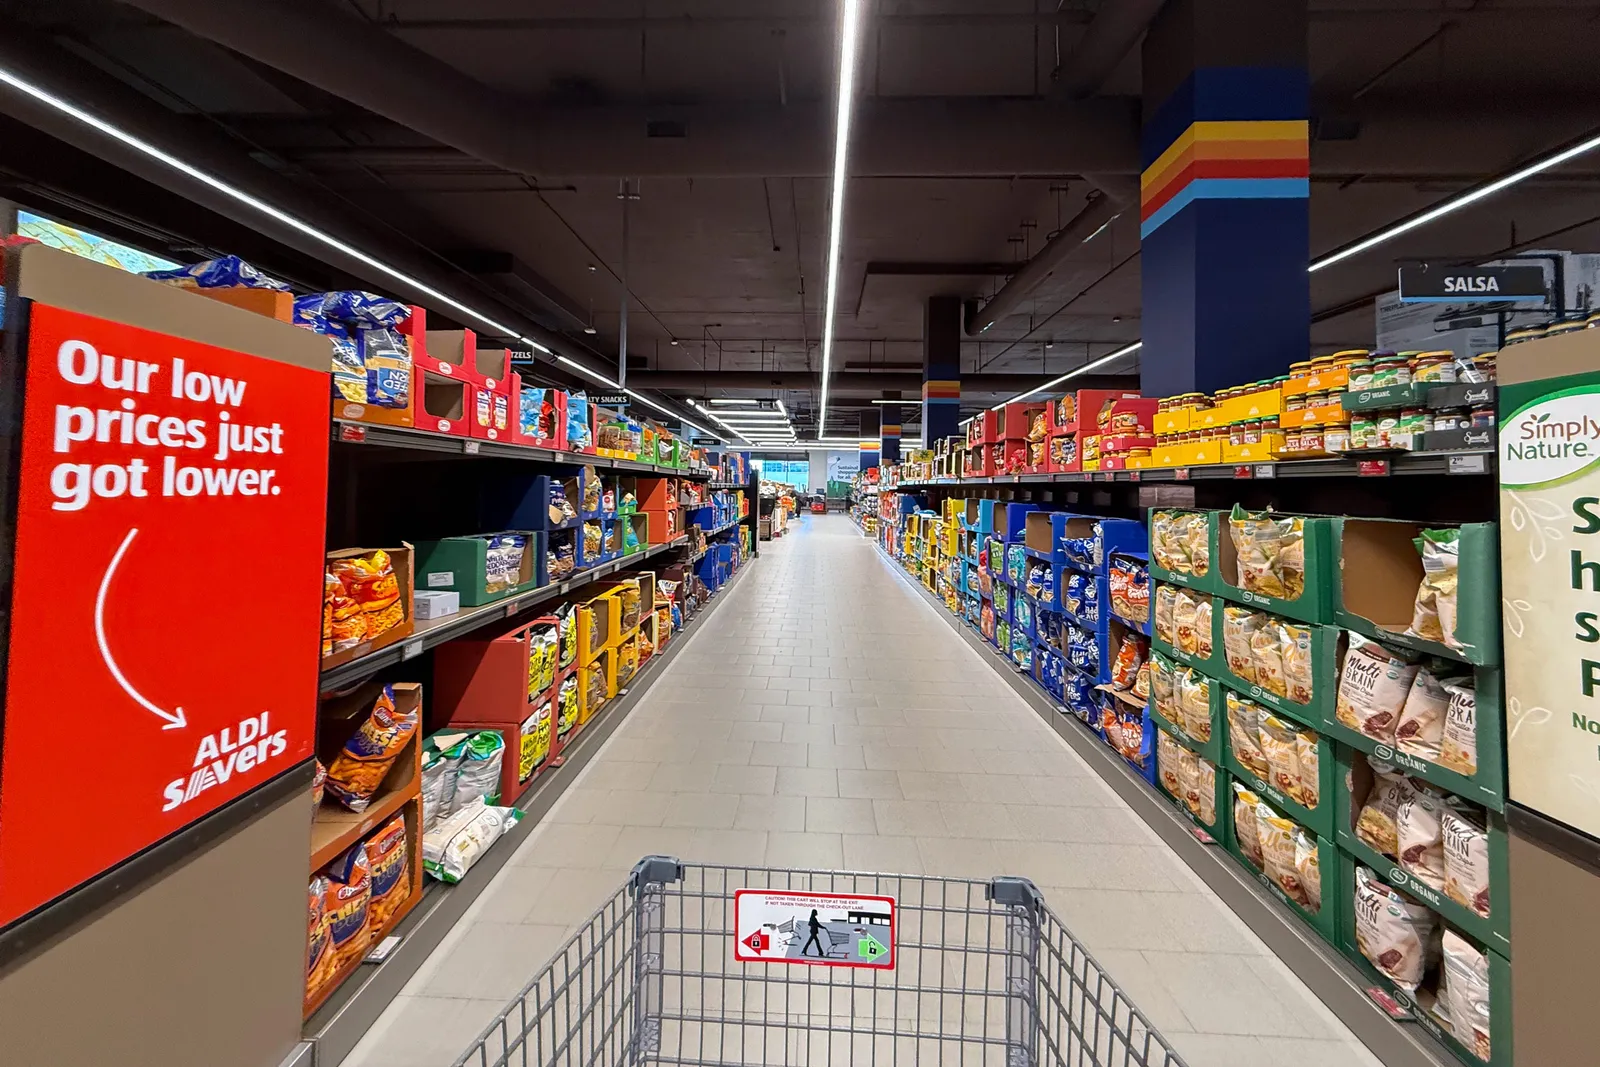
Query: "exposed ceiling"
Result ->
[[3, 0, 1600, 441]]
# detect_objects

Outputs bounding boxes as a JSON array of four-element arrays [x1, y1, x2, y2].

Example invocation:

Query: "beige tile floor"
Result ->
[[344, 514, 1383, 1067]]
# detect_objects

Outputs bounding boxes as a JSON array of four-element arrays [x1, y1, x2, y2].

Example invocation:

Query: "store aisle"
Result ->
[[345, 514, 1381, 1067]]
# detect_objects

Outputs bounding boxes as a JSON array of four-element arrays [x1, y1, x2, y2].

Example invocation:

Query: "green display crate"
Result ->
[[1217, 619, 1341, 730], [1220, 705, 1336, 839], [414, 531, 544, 607], [1318, 663, 1506, 811], [1332, 744, 1510, 955], [1334, 851, 1511, 1067], [1215, 511, 1337, 625], [1220, 779, 1340, 945], [1341, 381, 1432, 411], [1148, 508, 1225, 594], [1150, 666, 1224, 764], [1333, 518, 1501, 666]]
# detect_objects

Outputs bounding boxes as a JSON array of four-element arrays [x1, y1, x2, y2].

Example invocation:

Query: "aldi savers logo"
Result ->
[[1501, 387, 1600, 488]]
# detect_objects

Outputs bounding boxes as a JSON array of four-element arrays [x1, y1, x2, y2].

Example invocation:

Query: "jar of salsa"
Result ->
[[1323, 425, 1350, 452], [1243, 420, 1262, 445], [1349, 415, 1375, 449], [1433, 408, 1466, 432], [1346, 360, 1375, 391], [1301, 427, 1325, 452], [1412, 351, 1457, 383], [1284, 429, 1303, 452]]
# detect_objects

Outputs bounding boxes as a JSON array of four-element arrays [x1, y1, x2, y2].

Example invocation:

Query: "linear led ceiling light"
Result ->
[[0, 61, 690, 424], [707, 398, 760, 405], [992, 342, 1143, 410], [816, 0, 866, 433]]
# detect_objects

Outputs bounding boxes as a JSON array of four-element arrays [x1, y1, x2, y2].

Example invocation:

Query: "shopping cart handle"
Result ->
[[629, 855, 686, 896], [986, 876, 1044, 912]]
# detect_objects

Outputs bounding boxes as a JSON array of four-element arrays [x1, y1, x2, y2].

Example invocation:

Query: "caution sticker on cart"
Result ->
[[733, 889, 895, 969]]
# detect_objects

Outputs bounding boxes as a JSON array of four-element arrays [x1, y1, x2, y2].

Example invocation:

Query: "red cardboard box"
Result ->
[[1075, 390, 1146, 433], [420, 328, 486, 385], [1047, 395, 1078, 434], [1000, 402, 1046, 441], [416, 372, 472, 436]]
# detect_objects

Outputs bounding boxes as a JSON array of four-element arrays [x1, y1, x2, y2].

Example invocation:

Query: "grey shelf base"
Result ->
[[879, 546, 1456, 1067], [302, 558, 758, 1067]]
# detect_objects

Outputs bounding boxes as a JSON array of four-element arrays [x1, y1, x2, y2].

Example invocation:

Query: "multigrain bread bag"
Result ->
[[1354, 866, 1438, 990], [1441, 931, 1492, 1061], [1336, 634, 1420, 741], [1355, 765, 1412, 858], [1442, 806, 1491, 918]]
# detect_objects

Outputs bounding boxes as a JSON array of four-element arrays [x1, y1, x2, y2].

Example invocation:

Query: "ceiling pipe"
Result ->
[[1053, 0, 1168, 99], [626, 371, 1140, 395], [965, 175, 1138, 336]]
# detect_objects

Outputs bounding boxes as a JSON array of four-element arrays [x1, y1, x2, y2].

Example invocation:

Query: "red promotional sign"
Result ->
[[0, 305, 329, 929]]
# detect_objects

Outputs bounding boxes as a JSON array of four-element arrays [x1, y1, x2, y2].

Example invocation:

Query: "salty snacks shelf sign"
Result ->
[[1500, 353, 1600, 838], [0, 304, 328, 929]]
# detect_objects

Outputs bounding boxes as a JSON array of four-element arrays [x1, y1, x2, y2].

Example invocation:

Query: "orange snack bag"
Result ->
[[325, 686, 418, 812], [326, 571, 365, 653], [321, 844, 372, 981], [331, 550, 403, 640], [366, 813, 410, 930]]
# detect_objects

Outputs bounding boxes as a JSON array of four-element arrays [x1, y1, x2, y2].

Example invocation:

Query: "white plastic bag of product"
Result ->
[[1442, 806, 1491, 918], [1395, 665, 1464, 762], [420, 731, 469, 833], [1353, 866, 1439, 990], [1336, 634, 1420, 741], [1441, 931, 1491, 1061], [448, 731, 506, 814], [1440, 681, 1478, 775], [422, 797, 523, 884], [1396, 784, 1448, 890]]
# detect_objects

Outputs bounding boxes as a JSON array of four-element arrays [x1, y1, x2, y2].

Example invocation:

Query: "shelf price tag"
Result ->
[[1174, 468, 1190, 481], [463, 440, 480, 455], [338, 423, 367, 443], [1448, 453, 1487, 475], [400, 638, 423, 661], [1233, 465, 1254, 479], [1254, 464, 1276, 479], [1357, 458, 1391, 477]]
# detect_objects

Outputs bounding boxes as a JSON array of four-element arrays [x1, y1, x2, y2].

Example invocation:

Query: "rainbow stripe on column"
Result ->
[[922, 380, 960, 404], [1140, 120, 1308, 239]]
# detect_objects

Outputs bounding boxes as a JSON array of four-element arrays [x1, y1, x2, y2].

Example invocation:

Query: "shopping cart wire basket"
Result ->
[[452, 857, 1188, 1067]]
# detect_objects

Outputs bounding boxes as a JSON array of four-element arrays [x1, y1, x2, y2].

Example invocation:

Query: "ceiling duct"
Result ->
[[1053, 0, 1168, 99]]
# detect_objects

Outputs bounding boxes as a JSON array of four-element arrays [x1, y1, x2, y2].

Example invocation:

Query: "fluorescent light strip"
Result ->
[[715, 413, 793, 422], [816, 0, 865, 432], [0, 63, 730, 433], [707, 398, 761, 406], [992, 342, 1143, 410], [1310, 128, 1600, 273]]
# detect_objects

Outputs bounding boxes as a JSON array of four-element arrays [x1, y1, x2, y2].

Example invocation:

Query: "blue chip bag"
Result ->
[[145, 255, 289, 290], [1061, 533, 1099, 569], [567, 393, 593, 451], [360, 327, 410, 409], [312, 290, 410, 328]]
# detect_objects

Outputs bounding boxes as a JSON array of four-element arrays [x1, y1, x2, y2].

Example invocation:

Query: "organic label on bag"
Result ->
[[1501, 377, 1600, 836]]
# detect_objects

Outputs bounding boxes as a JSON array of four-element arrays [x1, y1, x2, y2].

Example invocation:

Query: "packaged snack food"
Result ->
[[1193, 757, 1217, 826], [1154, 584, 1177, 645], [1192, 597, 1214, 659], [420, 732, 466, 833], [1408, 529, 1461, 648], [521, 386, 556, 440], [1354, 866, 1439, 990], [581, 466, 602, 513], [1280, 622, 1314, 704], [1336, 634, 1421, 741], [1229, 507, 1306, 600], [148, 254, 290, 290], [1440, 681, 1478, 775], [450, 731, 506, 813], [555, 604, 577, 669], [1259, 803, 1309, 905], [323, 843, 373, 975], [365, 812, 410, 930], [1356, 766, 1413, 858], [1111, 634, 1147, 689], [1150, 654, 1175, 718], [1176, 668, 1212, 742], [311, 759, 328, 810], [1442, 806, 1491, 918], [1396, 783, 1448, 890], [1232, 783, 1264, 868], [528, 624, 558, 698], [1157, 730, 1183, 796], [1441, 931, 1491, 1061], [1110, 559, 1150, 622], [557, 676, 580, 737], [1295, 730, 1320, 809], [583, 521, 603, 560], [1396, 665, 1463, 761], [1172, 590, 1201, 655], [1295, 830, 1322, 913], [326, 686, 419, 812], [329, 550, 403, 641], [483, 534, 528, 595], [1260, 715, 1304, 802], [1226, 692, 1270, 778], [567, 393, 593, 451], [1250, 621, 1288, 698], [1061, 531, 1098, 569], [422, 797, 524, 884], [307, 875, 333, 995], [1177, 748, 1200, 815], [1223, 607, 1264, 683], [1155, 510, 1213, 576], [1132, 659, 1150, 701]]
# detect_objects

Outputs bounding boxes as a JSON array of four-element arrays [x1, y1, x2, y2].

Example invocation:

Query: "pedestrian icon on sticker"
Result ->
[[857, 932, 886, 960]]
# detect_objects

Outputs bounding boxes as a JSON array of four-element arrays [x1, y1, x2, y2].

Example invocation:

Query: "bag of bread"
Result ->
[[1226, 692, 1270, 778], [1157, 730, 1184, 797], [1336, 634, 1420, 741], [1260, 715, 1304, 802], [1396, 665, 1463, 762], [1173, 590, 1201, 655], [1295, 830, 1322, 913], [1440, 681, 1478, 775], [1250, 621, 1288, 698], [1295, 730, 1321, 809], [1408, 529, 1461, 648], [1354, 866, 1438, 990], [1280, 622, 1314, 705], [1396, 784, 1448, 890], [1442, 806, 1491, 918], [1177, 668, 1213, 742], [326, 686, 419, 812], [1193, 757, 1217, 826], [1441, 931, 1491, 1061], [1356, 765, 1413, 858], [1258, 803, 1308, 906], [1233, 783, 1264, 868], [1154, 584, 1178, 645], [1223, 607, 1264, 682]]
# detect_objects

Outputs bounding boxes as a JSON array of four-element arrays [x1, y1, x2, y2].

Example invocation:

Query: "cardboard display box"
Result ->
[[414, 531, 545, 607], [321, 544, 416, 671]]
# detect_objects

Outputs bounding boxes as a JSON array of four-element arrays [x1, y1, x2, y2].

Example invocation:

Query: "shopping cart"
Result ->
[[452, 857, 1188, 1067]]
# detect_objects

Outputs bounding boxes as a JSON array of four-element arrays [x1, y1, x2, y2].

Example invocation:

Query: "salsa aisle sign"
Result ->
[[1397, 263, 1547, 304], [733, 890, 895, 969], [1499, 335, 1600, 838], [0, 304, 329, 928]]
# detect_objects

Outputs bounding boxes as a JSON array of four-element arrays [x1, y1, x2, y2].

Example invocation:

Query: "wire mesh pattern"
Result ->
[[452, 858, 1187, 1067]]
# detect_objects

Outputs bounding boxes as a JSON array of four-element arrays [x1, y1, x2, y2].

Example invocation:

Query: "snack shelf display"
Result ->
[[878, 476, 1509, 1067]]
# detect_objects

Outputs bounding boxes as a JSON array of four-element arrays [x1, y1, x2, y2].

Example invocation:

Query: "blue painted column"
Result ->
[[1139, 0, 1309, 396], [923, 296, 962, 446], [879, 403, 902, 463], [859, 409, 880, 471]]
